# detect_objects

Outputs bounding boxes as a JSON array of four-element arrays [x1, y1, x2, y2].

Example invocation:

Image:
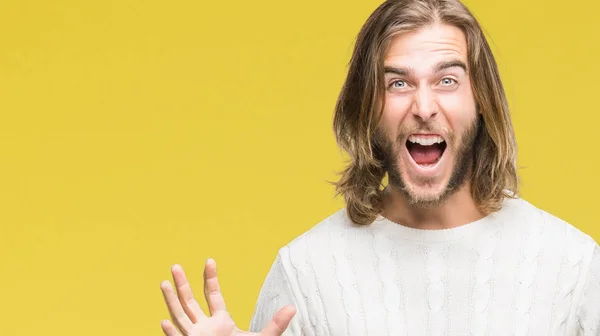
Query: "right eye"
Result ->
[[389, 80, 407, 89]]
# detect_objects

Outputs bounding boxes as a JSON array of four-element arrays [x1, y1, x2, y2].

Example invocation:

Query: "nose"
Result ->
[[411, 87, 438, 121]]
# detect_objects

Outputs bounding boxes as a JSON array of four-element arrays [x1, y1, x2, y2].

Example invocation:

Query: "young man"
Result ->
[[159, 0, 600, 335]]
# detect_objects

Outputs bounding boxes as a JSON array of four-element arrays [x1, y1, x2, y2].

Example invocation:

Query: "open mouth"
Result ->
[[405, 134, 447, 167]]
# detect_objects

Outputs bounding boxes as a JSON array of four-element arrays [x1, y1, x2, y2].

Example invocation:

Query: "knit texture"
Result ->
[[249, 197, 600, 335]]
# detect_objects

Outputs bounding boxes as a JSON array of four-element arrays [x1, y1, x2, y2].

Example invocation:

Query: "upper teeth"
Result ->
[[408, 135, 444, 146]]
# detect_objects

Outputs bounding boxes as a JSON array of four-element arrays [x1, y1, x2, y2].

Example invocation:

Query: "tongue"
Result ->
[[409, 144, 443, 165]]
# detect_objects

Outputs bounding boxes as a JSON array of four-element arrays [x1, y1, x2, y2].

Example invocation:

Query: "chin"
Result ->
[[400, 178, 452, 207]]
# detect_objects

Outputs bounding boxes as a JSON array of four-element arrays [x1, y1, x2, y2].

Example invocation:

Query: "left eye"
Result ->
[[440, 78, 456, 85]]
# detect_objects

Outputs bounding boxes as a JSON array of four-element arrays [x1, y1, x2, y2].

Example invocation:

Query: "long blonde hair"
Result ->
[[332, 0, 519, 225]]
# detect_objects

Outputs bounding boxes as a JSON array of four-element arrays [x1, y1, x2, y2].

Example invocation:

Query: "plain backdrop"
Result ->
[[0, 0, 598, 334]]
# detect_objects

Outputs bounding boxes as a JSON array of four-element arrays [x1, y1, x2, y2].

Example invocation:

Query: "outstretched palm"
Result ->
[[160, 259, 296, 336]]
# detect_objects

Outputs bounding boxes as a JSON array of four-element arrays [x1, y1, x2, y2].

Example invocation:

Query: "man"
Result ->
[[159, 0, 600, 335]]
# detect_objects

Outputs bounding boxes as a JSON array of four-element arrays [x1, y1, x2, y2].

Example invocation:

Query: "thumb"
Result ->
[[260, 305, 296, 336]]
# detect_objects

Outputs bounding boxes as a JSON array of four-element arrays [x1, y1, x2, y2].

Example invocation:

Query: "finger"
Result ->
[[161, 319, 182, 336], [261, 305, 297, 336], [203, 258, 227, 315], [171, 264, 205, 323], [160, 280, 194, 333]]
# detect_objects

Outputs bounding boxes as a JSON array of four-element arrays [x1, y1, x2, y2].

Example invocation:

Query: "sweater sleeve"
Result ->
[[248, 249, 308, 335], [577, 243, 600, 335]]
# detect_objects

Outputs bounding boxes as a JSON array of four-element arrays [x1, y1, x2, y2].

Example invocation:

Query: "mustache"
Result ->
[[397, 122, 454, 143]]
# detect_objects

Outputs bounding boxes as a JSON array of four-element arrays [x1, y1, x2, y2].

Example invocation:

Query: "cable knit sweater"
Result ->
[[248, 197, 600, 335]]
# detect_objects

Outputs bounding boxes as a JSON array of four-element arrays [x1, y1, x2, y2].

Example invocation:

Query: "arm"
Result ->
[[249, 249, 309, 336], [577, 244, 600, 335]]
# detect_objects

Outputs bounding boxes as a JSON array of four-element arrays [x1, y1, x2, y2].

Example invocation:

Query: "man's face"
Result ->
[[377, 23, 479, 206]]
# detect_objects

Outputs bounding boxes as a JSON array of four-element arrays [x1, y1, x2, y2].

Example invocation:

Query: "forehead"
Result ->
[[384, 24, 468, 70]]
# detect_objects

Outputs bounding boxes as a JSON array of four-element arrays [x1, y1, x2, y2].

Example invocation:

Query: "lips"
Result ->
[[405, 134, 447, 166]]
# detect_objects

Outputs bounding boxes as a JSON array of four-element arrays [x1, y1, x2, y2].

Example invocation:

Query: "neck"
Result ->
[[381, 182, 485, 230]]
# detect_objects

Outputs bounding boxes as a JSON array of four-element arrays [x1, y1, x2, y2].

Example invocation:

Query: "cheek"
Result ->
[[438, 90, 477, 131], [381, 95, 411, 135]]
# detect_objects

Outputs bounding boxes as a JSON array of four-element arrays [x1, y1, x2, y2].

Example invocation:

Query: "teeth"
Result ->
[[408, 135, 445, 146]]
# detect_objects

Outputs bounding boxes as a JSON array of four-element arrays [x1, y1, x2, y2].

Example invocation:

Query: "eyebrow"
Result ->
[[384, 60, 468, 76]]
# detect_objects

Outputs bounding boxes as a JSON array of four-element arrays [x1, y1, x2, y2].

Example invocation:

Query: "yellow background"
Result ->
[[0, 0, 598, 334]]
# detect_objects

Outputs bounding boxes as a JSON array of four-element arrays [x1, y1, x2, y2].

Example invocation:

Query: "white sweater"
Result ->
[[248, 197, 600, 335]]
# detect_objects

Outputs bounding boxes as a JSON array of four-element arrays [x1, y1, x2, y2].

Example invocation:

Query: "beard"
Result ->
[[374, 114, 482, 208]]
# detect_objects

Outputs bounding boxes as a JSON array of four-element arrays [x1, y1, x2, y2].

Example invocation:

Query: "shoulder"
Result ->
[[272, 207, 363, 273], [510, 197, 596, 248], [277, 207, 355, 256], [506, 197, 598, 277]]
